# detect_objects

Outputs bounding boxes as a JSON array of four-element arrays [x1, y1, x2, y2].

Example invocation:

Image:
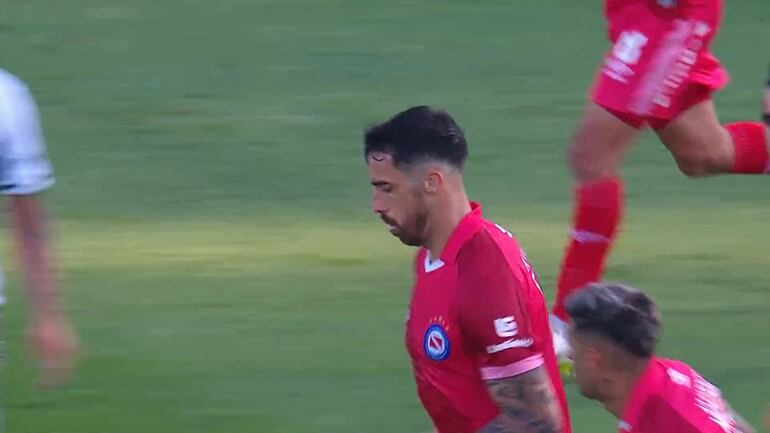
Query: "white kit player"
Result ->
[[0, 68, 79, 408]]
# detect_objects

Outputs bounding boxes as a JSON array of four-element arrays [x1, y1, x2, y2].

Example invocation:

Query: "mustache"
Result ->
[[380, 215, 398, 226]]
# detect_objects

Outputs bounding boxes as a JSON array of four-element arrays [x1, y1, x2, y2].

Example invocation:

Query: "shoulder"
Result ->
[[0, 69, 34, 105], [455, 223, 528, 293], [0, 69, 39, 128], [651, 360, 727, 433], [458, 227, 511, 271], [0, 69, 29, 91], [459, 218, 524, 266]]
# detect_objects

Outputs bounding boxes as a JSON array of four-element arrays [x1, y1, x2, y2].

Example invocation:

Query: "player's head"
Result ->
[[566, 282, 662, 401], [364, 106, 468, 246]]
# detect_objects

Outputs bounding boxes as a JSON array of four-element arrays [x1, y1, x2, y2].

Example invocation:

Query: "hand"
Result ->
[[27, 313, 79, 388]]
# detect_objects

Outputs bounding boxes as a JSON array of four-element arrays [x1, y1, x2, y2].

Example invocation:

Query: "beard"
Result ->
[[395, 222, 423, 246], [382, 196, 428, 247], [576, 375, 606, 402]]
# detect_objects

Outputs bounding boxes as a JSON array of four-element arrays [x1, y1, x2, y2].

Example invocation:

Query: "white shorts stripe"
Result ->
[[631, 19, 695, 116]]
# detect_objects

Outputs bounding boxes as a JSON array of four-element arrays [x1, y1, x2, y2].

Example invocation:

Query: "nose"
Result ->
[[372, 190, 387, 214]]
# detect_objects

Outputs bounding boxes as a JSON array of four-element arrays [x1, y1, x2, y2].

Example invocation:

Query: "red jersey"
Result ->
[[405, 202, 571, 433], [620, 357, 742, 433], [604, 0, 722, 21]]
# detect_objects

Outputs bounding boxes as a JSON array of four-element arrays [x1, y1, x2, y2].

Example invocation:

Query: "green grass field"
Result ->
[[0, 0, 769, 432]]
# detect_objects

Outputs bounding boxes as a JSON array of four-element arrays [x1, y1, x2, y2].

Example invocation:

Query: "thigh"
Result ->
[[569, 102, 640, 183], [655, 98, 733, 173]]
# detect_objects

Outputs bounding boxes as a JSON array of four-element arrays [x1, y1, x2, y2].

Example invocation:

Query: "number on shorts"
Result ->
[[613, 31, 649, 65]]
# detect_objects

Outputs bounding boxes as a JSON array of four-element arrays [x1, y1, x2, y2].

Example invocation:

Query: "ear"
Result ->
[[424, 170, 444, 194], [587, 346, 605, 370]]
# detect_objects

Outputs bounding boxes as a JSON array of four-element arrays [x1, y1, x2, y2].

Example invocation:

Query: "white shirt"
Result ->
[[0, 68, 56, 303]]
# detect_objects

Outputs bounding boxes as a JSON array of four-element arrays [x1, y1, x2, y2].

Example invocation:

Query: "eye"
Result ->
[[373, 183, 393, 193]]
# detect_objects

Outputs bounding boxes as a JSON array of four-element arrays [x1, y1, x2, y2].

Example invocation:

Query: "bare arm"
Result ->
[[477, 366, 564, 433], [10, 194, 60, 317], [10, 194, 77, 387]]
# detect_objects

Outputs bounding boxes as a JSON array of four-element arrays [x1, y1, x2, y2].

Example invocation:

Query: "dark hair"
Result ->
[[566, 282, 661, 358], [364, 106, 468, 168]]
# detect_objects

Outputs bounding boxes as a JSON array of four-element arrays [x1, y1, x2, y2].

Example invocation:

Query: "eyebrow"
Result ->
[[371, 180, 389, 187]]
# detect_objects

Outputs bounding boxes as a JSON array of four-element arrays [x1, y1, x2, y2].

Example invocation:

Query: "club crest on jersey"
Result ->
[[424, 323, 451, 361]]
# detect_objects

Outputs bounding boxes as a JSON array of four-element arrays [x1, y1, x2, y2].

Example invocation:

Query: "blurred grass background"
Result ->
[[0, 0, 768, 432]]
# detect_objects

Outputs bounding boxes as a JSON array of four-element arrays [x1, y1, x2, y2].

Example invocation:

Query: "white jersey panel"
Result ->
[[0, 69, 54, 196], [0, 69, 56, 304]]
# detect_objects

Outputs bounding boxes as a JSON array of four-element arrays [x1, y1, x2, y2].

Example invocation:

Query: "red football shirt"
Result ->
[[620, 357, 741, 433], [603, 0, 723, 23], [405, 202, 571, 433]]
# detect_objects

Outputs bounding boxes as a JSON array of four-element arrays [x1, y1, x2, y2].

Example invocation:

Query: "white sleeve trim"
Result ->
[[480, 354, 544, 380]]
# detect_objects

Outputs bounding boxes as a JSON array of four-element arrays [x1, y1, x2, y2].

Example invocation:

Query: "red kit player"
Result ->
[[550, 0, 770, 356], [566, 282, 756, 433], [364, 106, 571, 433]]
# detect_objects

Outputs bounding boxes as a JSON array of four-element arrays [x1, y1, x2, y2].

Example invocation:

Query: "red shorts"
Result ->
[[592, 0, 730, 130]]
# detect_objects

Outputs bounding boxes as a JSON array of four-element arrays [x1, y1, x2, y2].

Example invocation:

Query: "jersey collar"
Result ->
[[619, 357, 663, 432], [439, 201, 484, 264]]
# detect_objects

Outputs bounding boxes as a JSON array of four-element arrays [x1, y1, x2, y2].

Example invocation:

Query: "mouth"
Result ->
[[381, 218, 399, 234]]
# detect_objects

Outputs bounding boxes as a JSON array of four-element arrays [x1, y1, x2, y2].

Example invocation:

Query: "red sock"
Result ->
[[552, 178, 624, 321], [727, 122, 769, 174]]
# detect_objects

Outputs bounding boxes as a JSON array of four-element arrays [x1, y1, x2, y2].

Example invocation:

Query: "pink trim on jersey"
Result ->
[[479, 354, 544, 380], [631, 19, 694, 116]]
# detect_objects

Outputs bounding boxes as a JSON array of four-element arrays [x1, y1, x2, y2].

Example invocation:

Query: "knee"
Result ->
[[568, 141, 593, 181], [674, 154, 711, 178], [672, 147, 730, 178], [668, 131, 734, 178], [567, 104, 636, 183], [568, 136, 612, 183]]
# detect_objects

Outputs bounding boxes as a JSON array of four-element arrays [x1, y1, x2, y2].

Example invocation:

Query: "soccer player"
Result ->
[[549, 0, 770, 355], [0, 68, 79, 391], [364, 106, 571, 433], [566, 282, 756, 433]]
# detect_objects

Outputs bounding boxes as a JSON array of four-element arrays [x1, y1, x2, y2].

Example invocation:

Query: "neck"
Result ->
[[425, 189, 471, 260], [602, 357, 652, 420]]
